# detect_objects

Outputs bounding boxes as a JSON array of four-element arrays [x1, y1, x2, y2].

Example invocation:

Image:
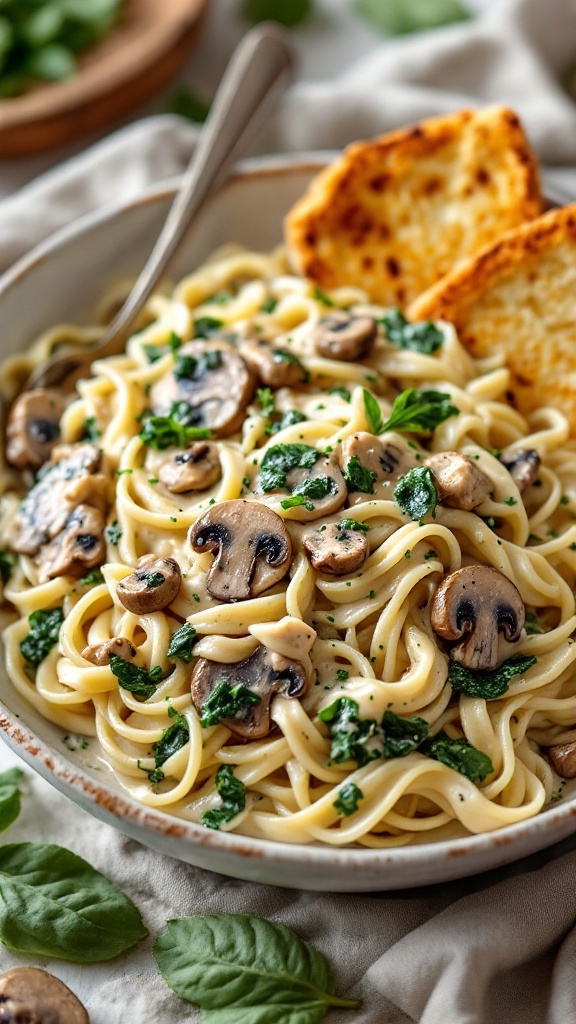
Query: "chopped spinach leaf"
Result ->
[[380, 308, 443, 354], [394, 466, 438, 520], [381, 388, 458, 434], [382, 710, 429, 757], [109, 657, 163, 700], [337, 519, 369, 532], [363, 389, 384, 435], [319, 697, 384, 767], [260, 296, 278, 314], [422, 732, 493, 782], [82, 416, 100, 442], [20, 608, 64, 666], [449, 655, 537, 700], [167, 624, 197, 663], [344, 455, 377, 494], [173, 350, 222, 380], [335, 669, 349, 680], [150, 715, 190, 781], [140, 571, 164, 590], [292, 475, 337, 501], [328, 385, 351, 402], [202, 765, 246, 830], [0, 549, 14, 586], [266, 410, 308, 436], [272, 348, 310, 383], [199, 681, 261, 728], [142, 332, 182, 364], [280, 495, 314, 511], [80, 569, 105, 587], [525, 611, 542, 636], [333, 782, 363, 817], [193, 317, 223, 339], [140, 401, 213, 450], [257, 387, 276, 420], [259, 443, 320, 491]]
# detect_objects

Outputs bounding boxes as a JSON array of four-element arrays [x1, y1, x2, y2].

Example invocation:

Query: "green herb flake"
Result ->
[[449, 655, 537, 699], [281, 494, 314, 511], [20, 608, 64, 666], [80, 569, 105, 587], [395, 466, 438, 520], [201, 765, 246, 830], [333, 782, 363, 817], [105, 521, 122, 545], [139, 401, 213, 450], [167, 623, 197, 663], [82, 416, 100, 442], [380, 308, 443, 354], [328, 385, 351, 402], [504, 496, 517, 507], [424, 549, 438, 560], [150, 716, 190, 781], [422, 732, 493, 783]]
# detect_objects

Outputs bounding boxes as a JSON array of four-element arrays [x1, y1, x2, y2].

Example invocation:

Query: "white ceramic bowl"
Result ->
[[1, 155, 575, 891]]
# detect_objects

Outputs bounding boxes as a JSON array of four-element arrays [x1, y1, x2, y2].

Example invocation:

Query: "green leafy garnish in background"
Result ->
[[241, 0, 313, 29], [0, 842, 147, 960], [166, 87, 210, 123], [382, 388, 459, 434], [355, 0, 470, 37], [153, 914, 361, 1022], [0, 769, 23, 834]]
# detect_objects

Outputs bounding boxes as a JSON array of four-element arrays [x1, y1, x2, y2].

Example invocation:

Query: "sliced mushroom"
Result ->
[[117, 554, 182, 614], [547, 740, 576, 779], [303, 523, 368, 574], [430, 565, 525, 671], [192, 644, 309, 739], [311, 312, 378, 361], [82, 637, 137, 665], [241, 340, 307, 388], [149, 340, 254, 438], [6, 389, 67, 472], [0, 967, 88, 1024], [425, 452, 491, 511], [499, 447, 541, 494], [38, 504, 106, 583], [341, 430, 420, 504], [189, 499, 292, 602], [277, 457, 347, 523], [159, 442, 221, 493], [14, 444, 107, 556]]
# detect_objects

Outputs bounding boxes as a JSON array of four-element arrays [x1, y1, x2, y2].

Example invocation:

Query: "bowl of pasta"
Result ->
[[2, 106, 576, 891]]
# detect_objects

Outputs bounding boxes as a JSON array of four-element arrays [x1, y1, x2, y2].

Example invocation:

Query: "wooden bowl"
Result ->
[[0, 0, 209, 157]]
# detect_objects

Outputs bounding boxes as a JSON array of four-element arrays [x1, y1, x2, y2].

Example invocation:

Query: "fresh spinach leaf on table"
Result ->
[[0, 768, 23, 834]]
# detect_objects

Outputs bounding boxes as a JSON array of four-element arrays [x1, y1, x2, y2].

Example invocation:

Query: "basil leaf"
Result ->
[[363, 389, 385, 435], [109, 656, 162, 700], [380, 308, 443, 354], [333, 782, 363, 817], [344, 455, 376, 494], [0, 769, 23, 834], [260, 443, 320, 491], [422, 732, 493, 783], [20, 608, 64, 666], [381, 388, 459, 434], [319, 697, 384, 767], [167, 623, 197, 663], [241, 0, 313, 28], [201, 765, 246, 830], [200, 681, 261, 728], [153, 913, 361, 1022], [0, 842, 146, 961], [449, 655, 537, 699], [382, 711, 429, 757], [394, 466, 438, 519], [355, 0, 470, 36]]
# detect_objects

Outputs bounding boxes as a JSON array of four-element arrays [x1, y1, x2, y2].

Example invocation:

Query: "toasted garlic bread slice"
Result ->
[[409, 204, 576, 431], [285, 107, 542, 309]]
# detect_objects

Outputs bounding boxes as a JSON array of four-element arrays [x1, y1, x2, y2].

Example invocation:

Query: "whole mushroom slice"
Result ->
[[82, 637, 137, 665], [547, 740, 576, 779], [192, 644, 309, 739], [311, 311, 378, 361], [189, 499, 292, 602], [280, 458, 347, 522], [241, 339, 307, 388], [149, 340, 254, 438], [499, 447, 541, 494], [37, 503, 106, 583], [303, 523, 368, 574], [425, 451, 491, 511], [159, 442, 221, 493], [341, 430, 420, 504], [0, 967, 88, 1024], [6, 388, 67, 472], [117, 554, 182, 614], [430, 565, 525, 671]]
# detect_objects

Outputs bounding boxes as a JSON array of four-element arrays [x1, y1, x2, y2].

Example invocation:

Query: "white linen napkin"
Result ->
[[2, 1, 576, 1022]]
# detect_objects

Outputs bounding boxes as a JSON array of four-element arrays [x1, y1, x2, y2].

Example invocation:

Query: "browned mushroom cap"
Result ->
[[311, 312, 378, 361], [6, 389, 67, 472], [430, 565, 525, 671], [37, 504, 106, 584], [425, 452, 491, 511], [117, 554, 182, 614], [499, 447, 541, 493], [341, 431, 420, 503], [149, 341, 254, 438], [189, 499, 292, 602], [241, 340, 307, 388], [82, 637, 137, 665], [547, 741, 576, 779], [14, 444, 109, 572], [159, 442, 221, 493], [303, 523, 368, 574], [192, 644, 309, 739], [0, 967, 88, 1024]]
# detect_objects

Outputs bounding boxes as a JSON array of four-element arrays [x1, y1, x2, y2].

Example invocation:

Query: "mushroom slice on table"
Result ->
[[547, 740, 576, 779], [425, 451, 491, 511], [149, 340, 254, 438], [6, 388, 67, 473], [159, 442, 221, 493], [38, 503, 106, 584], [117, 554, 182, 614], [303, 522, 368, 574], [241, 339, 307, 388], [82, 637, 137, 666], [430, 564, 525, 671], [341, 430, 420, 504], [311, 311, 378, 361], [192, 644, 309, 739], [499, 447, 541, 494], [189, 499, 292, 602], [0, 967, 88, 1024]]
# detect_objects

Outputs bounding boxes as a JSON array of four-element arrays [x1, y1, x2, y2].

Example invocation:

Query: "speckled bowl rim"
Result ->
[[1, 152, 575, 883]]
